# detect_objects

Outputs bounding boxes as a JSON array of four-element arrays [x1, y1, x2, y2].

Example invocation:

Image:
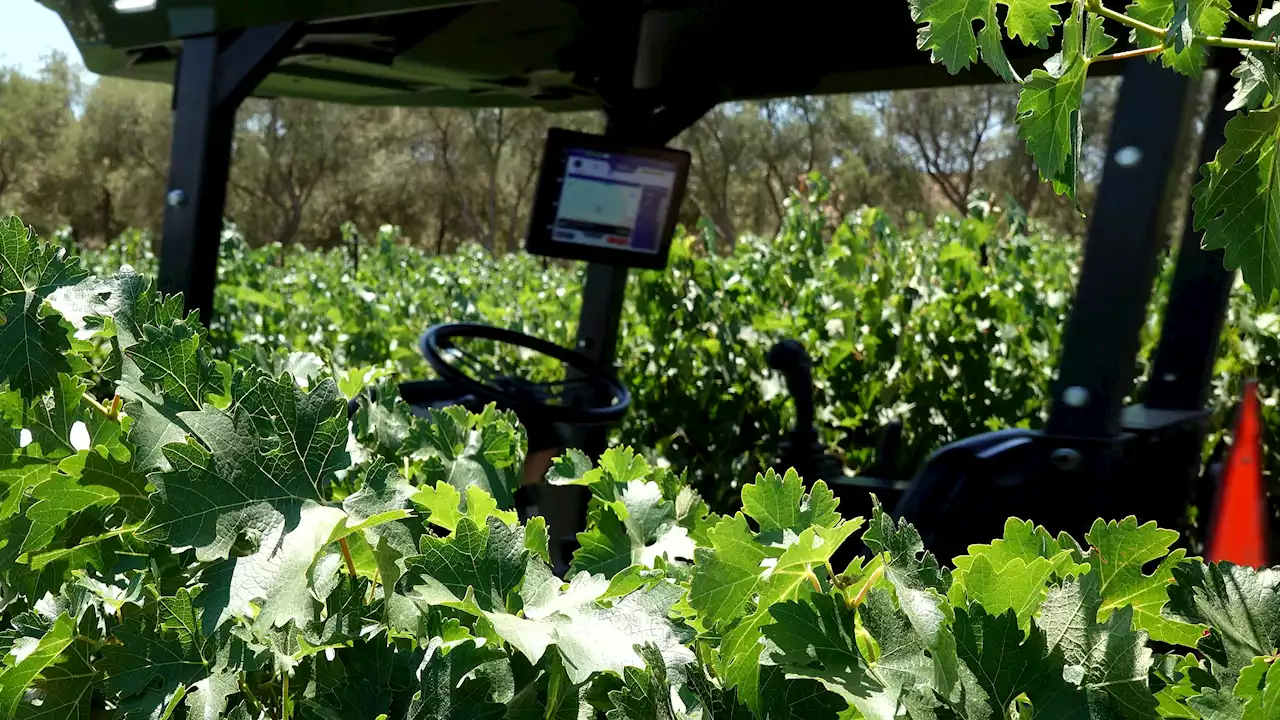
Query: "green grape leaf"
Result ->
[[862, 501, 955, 682], [142, 367, 349, 562], [546, 448, 596, 486], [683, 663, 753, 720], [191, 501, 349, 634], [415, 405, 524, 510], [141, 430, 314, 561], [1017, 6, 1115, 201], [99, 614, 207, 719], [234, 369, 351, 492], [21, 449, 148, 553], [342, 459, 419, 612], [955, 553, 1061, 627], [298, 637, 419, 720], [1036, 573, 1161, 719], [411, 480, 516, 532], [342, 457, 418, 539], [1193, 105, 1280, 303], [410, 554, 694, 686], [118, 315, 220, 474], [1085, 517, 1205, 647], [909, 0, 1068, 82], [694, 514, 858, 712], [404, 636, 512, 720], [12, 634, 94, 720], [305, 575, 369, 646], [859, 588, 944, 720], [674, 485, 715, 547], [25, 373, 88, 460], [0, 614, 76, 718], [406, 515, 528, 613], [606, 644, 675, 720], [570, 480, 695, 578], [504, 657, 595, 720], [757, 665, 846, 720], [548, 446, 651, 510], [0, 216, 88, 401], [740, 467, 840, 537], [687, 513, 774, 629], [763, 593, 874, 702], [525, 575, 694, 685], [951, 606, 1088, 719], [0, 506, 33, 570], [46, 266, 180, 352], [125, 319, 221, 410], [1227, 10, 1280, 112], [1166, 562, 1280, 675], [523, 515, 550, 565], [767, 588, 943, 720], [570, 504, 633, 579], [0, 458, 56, 523], [1148, 653, 1202, 719], [1235, 656, 1280, 719], [1228, 50, 1280, 112], [1188, 685, 1244, 719], [952, 517, 1088, 577], [1127, 0, 1230, 75]]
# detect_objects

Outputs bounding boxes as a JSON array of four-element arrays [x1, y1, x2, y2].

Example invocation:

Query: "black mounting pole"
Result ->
[[1046, 59, 1191, 438], [158, 23, 303, 327], [1144, 68, 1235, 412]]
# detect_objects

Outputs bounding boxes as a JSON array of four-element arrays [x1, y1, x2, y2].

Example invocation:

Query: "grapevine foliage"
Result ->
[[4, 217, 1280, 718], [909, 0, 1280, 303]]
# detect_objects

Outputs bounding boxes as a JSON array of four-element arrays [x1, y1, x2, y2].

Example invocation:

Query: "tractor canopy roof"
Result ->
[[42, 0, 1061, 110]]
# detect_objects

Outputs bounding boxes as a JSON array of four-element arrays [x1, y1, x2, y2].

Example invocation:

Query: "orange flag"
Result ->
[[1207, 379, 1268, 567]]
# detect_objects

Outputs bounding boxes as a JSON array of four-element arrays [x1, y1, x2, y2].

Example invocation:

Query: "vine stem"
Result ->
[[338, 537, 357, 577], [282, 672, 291, 720], [1089, 45, 1165, 63], [1256, 0, 1266, 26], [806, 569, 822, 593], [83, 392, 113, 418], [1199, 34, 1280, 52], [1086, 0, 1167, 38], [239, 676, 265, 716], [852, 564, 886, 607], [1230, 9, 1259, 32]]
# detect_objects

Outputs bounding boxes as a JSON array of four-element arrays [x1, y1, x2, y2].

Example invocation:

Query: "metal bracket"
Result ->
[[1144, 65, 1236, 412], [157, 23, 304, 327], [1047, 59, 1192, 438]]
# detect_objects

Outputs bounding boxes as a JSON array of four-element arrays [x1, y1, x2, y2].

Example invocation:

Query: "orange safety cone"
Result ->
[[1207, 379, 1268, 567]]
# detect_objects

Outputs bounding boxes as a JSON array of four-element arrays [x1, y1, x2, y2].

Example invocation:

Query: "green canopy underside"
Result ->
[[42, 0, 1070, 110]]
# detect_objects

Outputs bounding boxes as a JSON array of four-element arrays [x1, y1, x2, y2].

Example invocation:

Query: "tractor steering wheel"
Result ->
[[419, 323, 630, 425]]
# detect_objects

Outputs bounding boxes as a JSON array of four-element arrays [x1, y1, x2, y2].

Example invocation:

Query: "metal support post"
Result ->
[[1144, 70, 1235, 412], [158, 23, 303, 327], [1046, 59, 1191, 438]]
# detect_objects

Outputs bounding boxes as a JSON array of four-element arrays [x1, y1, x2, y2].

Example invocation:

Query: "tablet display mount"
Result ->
[[526, 129, 691, 270]]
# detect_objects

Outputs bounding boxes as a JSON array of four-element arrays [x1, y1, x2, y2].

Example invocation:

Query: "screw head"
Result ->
[[1114, 146, 1143, 168], [1062, 386, 1090, 407], [166, 189, 187, 207], [1050, 447, 1083, 471]]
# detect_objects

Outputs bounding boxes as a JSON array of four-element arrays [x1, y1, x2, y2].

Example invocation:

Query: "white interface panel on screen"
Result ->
[[550, 149, 678, 255]]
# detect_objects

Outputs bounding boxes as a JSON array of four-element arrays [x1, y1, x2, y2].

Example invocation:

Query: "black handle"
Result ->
[[767, 339, 816, 438]]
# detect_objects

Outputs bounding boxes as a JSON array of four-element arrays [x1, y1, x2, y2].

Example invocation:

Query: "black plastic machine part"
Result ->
[[894, 57, 1238, 562], [525, 128, 691, 270], [767, 339, 910, 519]]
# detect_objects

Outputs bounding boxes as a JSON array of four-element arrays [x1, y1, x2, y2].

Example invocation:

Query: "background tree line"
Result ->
[[2, 53, 1121, 253]]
